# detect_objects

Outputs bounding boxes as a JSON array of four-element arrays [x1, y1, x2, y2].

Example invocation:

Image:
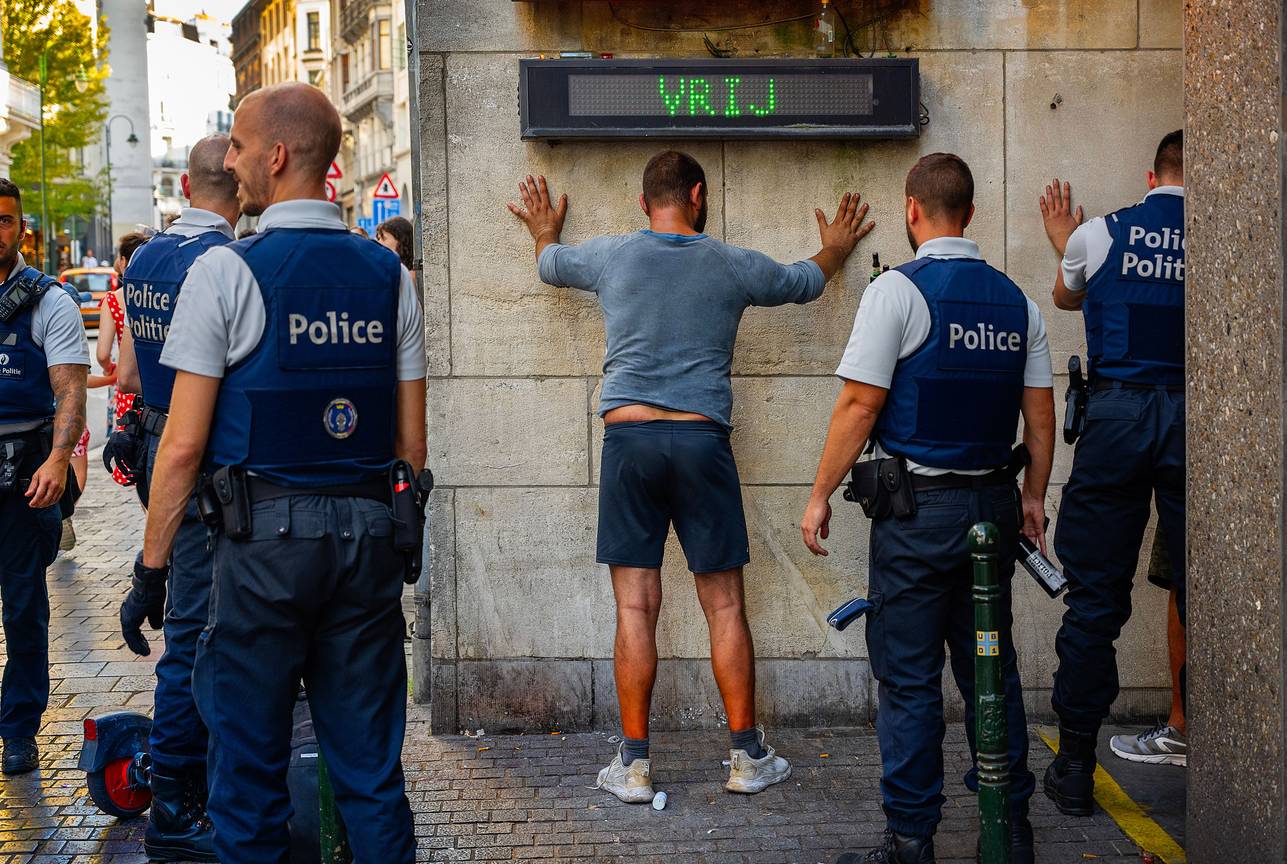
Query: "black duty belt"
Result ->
[[245, 475, 391, 506], [1092, 379, 1184, 394], [139, 405, 168, 436], [909, 470, 1013, 493]]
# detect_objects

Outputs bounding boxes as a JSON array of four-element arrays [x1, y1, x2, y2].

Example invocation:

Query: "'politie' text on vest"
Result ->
[[1121, 224, 1185, 282]]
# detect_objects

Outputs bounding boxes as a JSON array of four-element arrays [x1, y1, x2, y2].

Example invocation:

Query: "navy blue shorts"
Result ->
[[597, 420, 750, 573]]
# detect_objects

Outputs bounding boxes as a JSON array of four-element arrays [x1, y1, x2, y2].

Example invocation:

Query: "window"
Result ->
[[396, 23, 405, 70], [308, 69, 322, 86], [378, 19, 391, 70], [341, 52, 350, 89], [307, 11, 320, 51]]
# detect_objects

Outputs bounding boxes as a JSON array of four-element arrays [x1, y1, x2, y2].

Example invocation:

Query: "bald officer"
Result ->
[[114, 133, 240, 862], [140, 83, 424, 862], [0, 178, 88, 776], [1039, 130, 1187, 816]]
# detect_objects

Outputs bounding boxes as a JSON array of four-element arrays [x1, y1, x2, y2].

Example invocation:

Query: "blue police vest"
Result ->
[[0, 267, 59, 425], [207, 227, 401, 487], [124, 229, 231, 411], [1082, 192, 1185, 385], [874, 257, 1029, 471]]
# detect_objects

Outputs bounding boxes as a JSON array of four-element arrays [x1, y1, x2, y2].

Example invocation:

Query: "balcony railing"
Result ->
[[341, 69, 392, 120], [3, 70, 41, 129], [339, 0, 374, 42]]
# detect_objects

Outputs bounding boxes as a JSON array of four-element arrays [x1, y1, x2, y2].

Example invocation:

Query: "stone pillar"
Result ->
[[1185, 0, 1285, 858]]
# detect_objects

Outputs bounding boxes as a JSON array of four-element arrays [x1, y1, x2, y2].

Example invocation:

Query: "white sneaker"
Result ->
[[594, 744, 655, 803], [725, 730, 791, 794], [1109, 722, 1187, 767], [59, 518, 76, 552]]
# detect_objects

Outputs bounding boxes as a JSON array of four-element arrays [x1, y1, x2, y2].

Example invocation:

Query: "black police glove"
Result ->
[[102, 427, 143, 486], [120, 556, 168, 656]]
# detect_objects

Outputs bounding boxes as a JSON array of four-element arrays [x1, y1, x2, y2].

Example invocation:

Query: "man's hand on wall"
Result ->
[[508, 174, 568, 259], [816, 192, 873, 258], [1039, 178, 1083, 257]]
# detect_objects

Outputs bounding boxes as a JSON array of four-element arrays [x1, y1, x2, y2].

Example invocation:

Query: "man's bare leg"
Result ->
[[610, 565, 663, 740], [694, 567, 755, 730]]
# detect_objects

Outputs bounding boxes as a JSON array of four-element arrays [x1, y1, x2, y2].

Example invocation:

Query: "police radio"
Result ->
[[0, 270, 50, 323]]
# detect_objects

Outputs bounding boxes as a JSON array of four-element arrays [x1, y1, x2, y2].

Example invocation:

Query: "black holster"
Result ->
[[1064, 355, 1089, 445], [209, 466, 254, 540], [390, 462, 434, 585], [843, 457, 917, 520]]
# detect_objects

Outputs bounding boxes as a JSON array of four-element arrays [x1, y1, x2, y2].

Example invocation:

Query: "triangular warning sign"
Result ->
[[327, 161, 343, 179], [372, 173, 398, 199]]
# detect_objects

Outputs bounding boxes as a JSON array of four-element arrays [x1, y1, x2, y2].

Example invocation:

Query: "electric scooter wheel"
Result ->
[[86, 756, 151, 818]]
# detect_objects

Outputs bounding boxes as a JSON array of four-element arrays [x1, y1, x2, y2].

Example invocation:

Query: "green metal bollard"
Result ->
[[969, 522, 1010, 864], [318, 751, 353, 864]]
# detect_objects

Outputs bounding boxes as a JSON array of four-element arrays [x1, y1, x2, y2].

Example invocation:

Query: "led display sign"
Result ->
[[519, 58, 919, 140]]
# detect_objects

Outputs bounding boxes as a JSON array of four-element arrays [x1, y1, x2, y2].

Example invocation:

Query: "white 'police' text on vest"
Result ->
[[948, 322, 1022, 352], [126, 281, 174, 342], [1122, 225, 1185, 281], [287, 312, 385, 346]]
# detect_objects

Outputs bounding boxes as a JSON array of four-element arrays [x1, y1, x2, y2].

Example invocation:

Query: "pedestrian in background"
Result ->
[[376, 215, 414, 275], [509, 150, 873, 805]]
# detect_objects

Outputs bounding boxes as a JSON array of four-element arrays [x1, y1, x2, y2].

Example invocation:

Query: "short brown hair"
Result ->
[[642, 150, 705, 209], [118, 232, 151, 266], [905, 152, 974, 225], [1154, 129, 1182, 179]]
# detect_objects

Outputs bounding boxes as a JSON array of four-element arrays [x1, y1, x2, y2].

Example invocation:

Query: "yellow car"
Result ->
[[60, 266, 118, 330]]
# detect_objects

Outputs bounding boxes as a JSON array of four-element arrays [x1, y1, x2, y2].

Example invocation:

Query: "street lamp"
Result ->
[[104, 114, 139, 259]]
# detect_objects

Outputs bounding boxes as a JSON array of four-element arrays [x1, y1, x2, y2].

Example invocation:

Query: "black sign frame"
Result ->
[[518, 57, 920, 141]]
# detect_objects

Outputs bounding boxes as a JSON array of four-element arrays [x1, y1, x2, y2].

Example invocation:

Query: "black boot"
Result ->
[[837, 830, 936, 864], [1043, 725, 1097, 816], [1, 737, 38, 775], [144, 767, 217, 862]]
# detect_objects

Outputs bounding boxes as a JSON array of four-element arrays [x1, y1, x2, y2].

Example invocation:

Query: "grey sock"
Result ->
[[730, 727, 765, 759], [621, 736, 649, 766]]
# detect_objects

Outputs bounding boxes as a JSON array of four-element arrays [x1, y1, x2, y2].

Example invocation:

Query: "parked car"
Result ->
[[60, 266, 118, 330]]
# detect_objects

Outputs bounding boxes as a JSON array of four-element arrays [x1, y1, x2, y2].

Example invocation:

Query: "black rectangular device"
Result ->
[[518, 57, 920, 141]]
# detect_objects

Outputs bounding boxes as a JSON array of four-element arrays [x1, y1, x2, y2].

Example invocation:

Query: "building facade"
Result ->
[[414, 0, 1185, 734], [231, 0, 264, 105], [0, 31, 40, 177]]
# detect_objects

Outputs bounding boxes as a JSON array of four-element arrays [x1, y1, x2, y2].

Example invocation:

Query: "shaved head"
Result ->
[[225, 82, 342, 215], [186, 134, 237, 203]]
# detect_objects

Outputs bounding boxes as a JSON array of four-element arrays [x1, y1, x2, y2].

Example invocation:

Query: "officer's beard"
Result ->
[[906, 222, 919, 254], [0, 243, 17, 283]]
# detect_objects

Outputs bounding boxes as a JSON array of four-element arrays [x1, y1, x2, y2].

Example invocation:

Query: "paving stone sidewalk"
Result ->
[[0, 479, 1158, 863]]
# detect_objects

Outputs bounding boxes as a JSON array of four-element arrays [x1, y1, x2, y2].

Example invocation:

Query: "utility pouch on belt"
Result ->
[[1064, 355, 1089, 445], [0, 439, 26, 493], [211, 465, 253, 540], [389, 461, 434, 585], [195, 474, 222, 529], [843, 457, 917, 520]]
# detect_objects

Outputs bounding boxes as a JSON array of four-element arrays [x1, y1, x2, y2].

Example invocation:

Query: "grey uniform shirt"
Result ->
[[161, 199, 426, 381], [834, 236, 1053, 476], [1061, 186, 1185, 292], [539, 230, 825, 429], [158, 207, 236, 244], [0, 252, 92, 435]]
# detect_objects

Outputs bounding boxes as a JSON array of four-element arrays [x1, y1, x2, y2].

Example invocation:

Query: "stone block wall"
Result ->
[[414, 0, 1185, 734]]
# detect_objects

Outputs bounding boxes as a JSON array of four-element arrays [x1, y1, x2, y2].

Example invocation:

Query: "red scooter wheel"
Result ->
[[86, 757, 151, 818]]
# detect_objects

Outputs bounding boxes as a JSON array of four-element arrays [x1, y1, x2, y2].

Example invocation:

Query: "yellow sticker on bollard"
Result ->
[[976, 630, 999, 657]]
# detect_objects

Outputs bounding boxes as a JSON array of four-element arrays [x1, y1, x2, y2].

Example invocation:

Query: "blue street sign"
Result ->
[[371, 198, 401, 225], [356, 216, 376, 234]]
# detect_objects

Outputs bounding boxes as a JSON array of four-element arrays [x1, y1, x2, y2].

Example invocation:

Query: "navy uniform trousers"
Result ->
[[193, 494, 415, 864], [1053, 385, 1185, 731], [0, 491, 60, 739], [865, 483, 1034, 838], [143, 430, 212, 774]]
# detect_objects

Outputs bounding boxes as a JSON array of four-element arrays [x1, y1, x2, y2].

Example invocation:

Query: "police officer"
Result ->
[[1039, 130, 1186, 814], [111, 133, 239, 862], [801, 153, 1055, 864], [139, 83, 424, 862], [0, 178, 89, 775]]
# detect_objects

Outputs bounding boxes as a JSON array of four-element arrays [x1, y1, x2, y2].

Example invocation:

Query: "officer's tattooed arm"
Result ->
[[801, 380, 888, 556], [142, 372, 219, 568], [25, 363, 88, 509]]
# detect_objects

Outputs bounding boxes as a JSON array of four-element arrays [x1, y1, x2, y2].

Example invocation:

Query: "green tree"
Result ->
[[2, 0, 110, 232]]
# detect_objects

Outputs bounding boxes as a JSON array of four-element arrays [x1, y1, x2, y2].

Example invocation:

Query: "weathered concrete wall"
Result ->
[[1184, 0, 1285, 858], [415, 0, 1185, 734]]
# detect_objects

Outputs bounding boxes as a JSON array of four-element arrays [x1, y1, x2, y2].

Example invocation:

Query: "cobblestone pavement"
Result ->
[[0, 479, 1162, 863]]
